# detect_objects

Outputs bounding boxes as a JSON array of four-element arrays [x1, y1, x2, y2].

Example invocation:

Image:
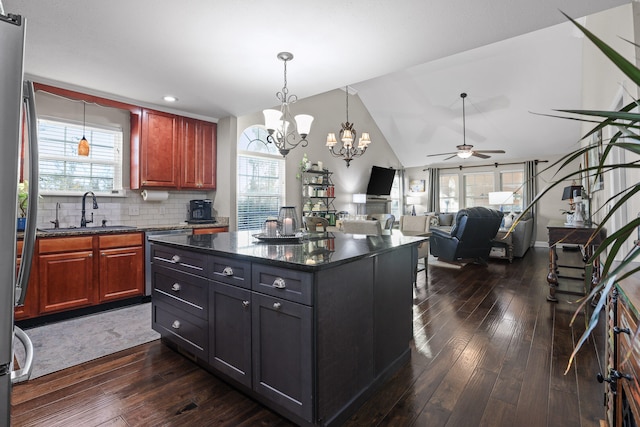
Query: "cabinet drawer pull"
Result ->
[[273, 302, 281, 310], [88, 253, 93, 258], [242, 300, 250, 308], [101, 252, 106, 256], [171, 255, 181, 263], [171, 283, 181, 292], [222, 266, 234, 276], [171, 320, 181, 329], [272, 277, 286, 289]]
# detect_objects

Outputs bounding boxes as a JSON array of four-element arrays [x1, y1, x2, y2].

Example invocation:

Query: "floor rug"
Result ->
[[14, 302, 160, 380], [428, 255, 465, 270]]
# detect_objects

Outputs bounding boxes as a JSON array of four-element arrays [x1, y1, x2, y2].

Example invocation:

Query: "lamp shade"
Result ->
[[406, 196, 421, 205], [562, 185, 583, 200], [488, 191, 514, 205], [352, 193, 366, 204]]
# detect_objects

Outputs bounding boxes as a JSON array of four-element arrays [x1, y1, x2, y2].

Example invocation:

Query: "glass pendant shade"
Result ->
[[263, 109, 282, 132], [294, 114, 314, 137], [78, 137, 90, 156], [78, 101, 90, 156], [326, 133, 338, 147], [457, 150, 473, 159]]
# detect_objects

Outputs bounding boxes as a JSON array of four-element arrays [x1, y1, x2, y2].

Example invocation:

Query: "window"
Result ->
[[464, 172, 493, 207], [237, 126, 286, 231], [38, 118, 123, 195], [439, 174, 459, 212], [437, 166, 526, 212], [500, 170, 524, 211], [390, 173, 401, 218]]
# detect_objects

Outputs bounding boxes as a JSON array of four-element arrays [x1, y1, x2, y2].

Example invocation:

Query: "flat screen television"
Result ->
[[366, 166, 396, 196]]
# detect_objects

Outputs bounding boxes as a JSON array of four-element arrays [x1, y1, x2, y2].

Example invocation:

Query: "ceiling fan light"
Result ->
[[457, 150, 473, 159]]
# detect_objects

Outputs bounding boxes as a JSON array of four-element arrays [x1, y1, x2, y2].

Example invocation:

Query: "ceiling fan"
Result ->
[[427, 93, 505, 160]]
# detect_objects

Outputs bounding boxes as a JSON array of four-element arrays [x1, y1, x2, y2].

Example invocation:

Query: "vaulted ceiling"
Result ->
[[4, 0, 631, 168]]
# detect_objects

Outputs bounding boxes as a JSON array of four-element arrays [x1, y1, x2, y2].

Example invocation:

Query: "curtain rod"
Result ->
[[422, 159, 548, 171]]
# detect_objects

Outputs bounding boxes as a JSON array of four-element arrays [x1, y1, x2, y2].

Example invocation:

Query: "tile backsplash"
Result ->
[[35, 190, 218, 229]]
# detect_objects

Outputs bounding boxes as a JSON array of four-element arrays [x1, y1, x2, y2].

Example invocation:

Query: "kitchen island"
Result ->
[[148, 230, 426, 427]]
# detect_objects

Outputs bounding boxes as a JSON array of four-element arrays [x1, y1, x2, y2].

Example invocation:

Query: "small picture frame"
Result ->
[[409, 179, 425, 193], [586, 129, 604, 192]]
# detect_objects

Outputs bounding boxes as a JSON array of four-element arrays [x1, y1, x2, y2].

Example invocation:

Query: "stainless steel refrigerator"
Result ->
[[1, 9, 38, 424]]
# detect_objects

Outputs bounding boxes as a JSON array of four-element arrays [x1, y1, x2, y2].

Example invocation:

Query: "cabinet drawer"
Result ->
[[151, 244, 209, 276], [211, 256, 251, 289], [99, 232, 143, 248], [39, 236, 93, 253], [619, 302, 640, 417], [152, 301, 208, 360], [252, 264, 313, 305], [152, 265, 209, 319]]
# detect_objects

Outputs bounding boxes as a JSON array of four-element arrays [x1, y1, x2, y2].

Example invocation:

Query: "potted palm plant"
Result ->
[[515, 13, 640, 371], [17, 180, 29, 231]]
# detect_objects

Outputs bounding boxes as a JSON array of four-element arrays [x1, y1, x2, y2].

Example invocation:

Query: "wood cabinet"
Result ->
[[192, 226, 228, 235], [14, 239, 39, 320], [38, 236, 95, 314], [98, 233, 144, 302], [132, 109, 217, 190], [605, 277, 640, 426], [32, 232, 145, 317], [181, 118, 217, 190], [139, 109, 181, 188]]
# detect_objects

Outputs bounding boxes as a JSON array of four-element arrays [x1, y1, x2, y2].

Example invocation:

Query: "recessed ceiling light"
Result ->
[[163, 95, 178, 102]]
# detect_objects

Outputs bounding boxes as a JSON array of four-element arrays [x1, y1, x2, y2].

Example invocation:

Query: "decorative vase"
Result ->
[[278, 206, 298, 236], [17, 217, 26, 231]]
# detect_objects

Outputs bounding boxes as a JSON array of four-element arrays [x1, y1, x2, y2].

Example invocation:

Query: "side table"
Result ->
[[546, 221, 606, 302], [490, 229, 513, 263]]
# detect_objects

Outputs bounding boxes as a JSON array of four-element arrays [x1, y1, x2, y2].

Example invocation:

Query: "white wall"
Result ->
[[582, 3, 639, 257]]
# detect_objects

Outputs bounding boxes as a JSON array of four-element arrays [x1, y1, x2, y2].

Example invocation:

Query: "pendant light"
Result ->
[[78, 101, 90, 156]]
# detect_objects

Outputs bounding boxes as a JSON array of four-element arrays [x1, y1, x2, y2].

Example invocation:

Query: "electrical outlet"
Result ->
[[129, 205, 140, 216]]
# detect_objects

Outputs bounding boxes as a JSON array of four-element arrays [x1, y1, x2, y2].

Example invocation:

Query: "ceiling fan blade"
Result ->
[[427, 151, 458, 157], [443, 154, 458, 161], [472, 152, 491, 159], [473, 149, 505, 154]]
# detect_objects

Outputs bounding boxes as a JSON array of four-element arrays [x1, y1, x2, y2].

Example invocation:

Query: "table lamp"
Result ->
[[352, 193, 366, 217]]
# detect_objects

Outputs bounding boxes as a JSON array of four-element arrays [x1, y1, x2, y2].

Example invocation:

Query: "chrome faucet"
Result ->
[[50, 202, 60, 229], [80, 191, 99, 227]]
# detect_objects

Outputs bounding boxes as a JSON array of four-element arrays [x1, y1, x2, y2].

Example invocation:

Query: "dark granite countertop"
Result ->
[[19, 218, 229, 238], [149, 230, 427, 271]]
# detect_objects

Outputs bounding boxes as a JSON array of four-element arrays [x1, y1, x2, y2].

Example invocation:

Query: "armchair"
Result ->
[[429, 207, 503, 265]]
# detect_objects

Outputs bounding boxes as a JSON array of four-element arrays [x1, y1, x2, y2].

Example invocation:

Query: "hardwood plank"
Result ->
[[10, 248, 607, 427]]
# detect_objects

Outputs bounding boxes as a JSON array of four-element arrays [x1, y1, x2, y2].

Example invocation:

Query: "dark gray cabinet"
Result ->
[[150, 238, 416, 427], [252, 292, 313, 422], [209, 281, 252, 388]]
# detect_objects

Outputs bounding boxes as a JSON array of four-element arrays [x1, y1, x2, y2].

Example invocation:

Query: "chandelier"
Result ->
[[326, 86, 371, 167], [263, 52, 314, 157]]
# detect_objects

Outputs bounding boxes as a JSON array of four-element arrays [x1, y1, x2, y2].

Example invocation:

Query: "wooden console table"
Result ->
[[546, 221, 606, 302]]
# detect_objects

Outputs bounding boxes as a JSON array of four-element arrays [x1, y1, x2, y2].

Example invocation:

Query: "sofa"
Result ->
[[431, 210, 534, 259], [507, 211, 535, 258]]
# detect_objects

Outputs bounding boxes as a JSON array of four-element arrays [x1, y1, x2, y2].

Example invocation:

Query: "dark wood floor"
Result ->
[[11, 247, 607, 427]]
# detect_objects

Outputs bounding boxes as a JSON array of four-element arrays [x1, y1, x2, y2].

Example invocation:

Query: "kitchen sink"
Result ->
[[38, 225, 137, 233]]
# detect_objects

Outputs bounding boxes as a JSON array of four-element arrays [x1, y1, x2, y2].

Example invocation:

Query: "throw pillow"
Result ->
[[503, 213, 513, 228], [438, 213, 454, 226], [430, 216, 440, 227]]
